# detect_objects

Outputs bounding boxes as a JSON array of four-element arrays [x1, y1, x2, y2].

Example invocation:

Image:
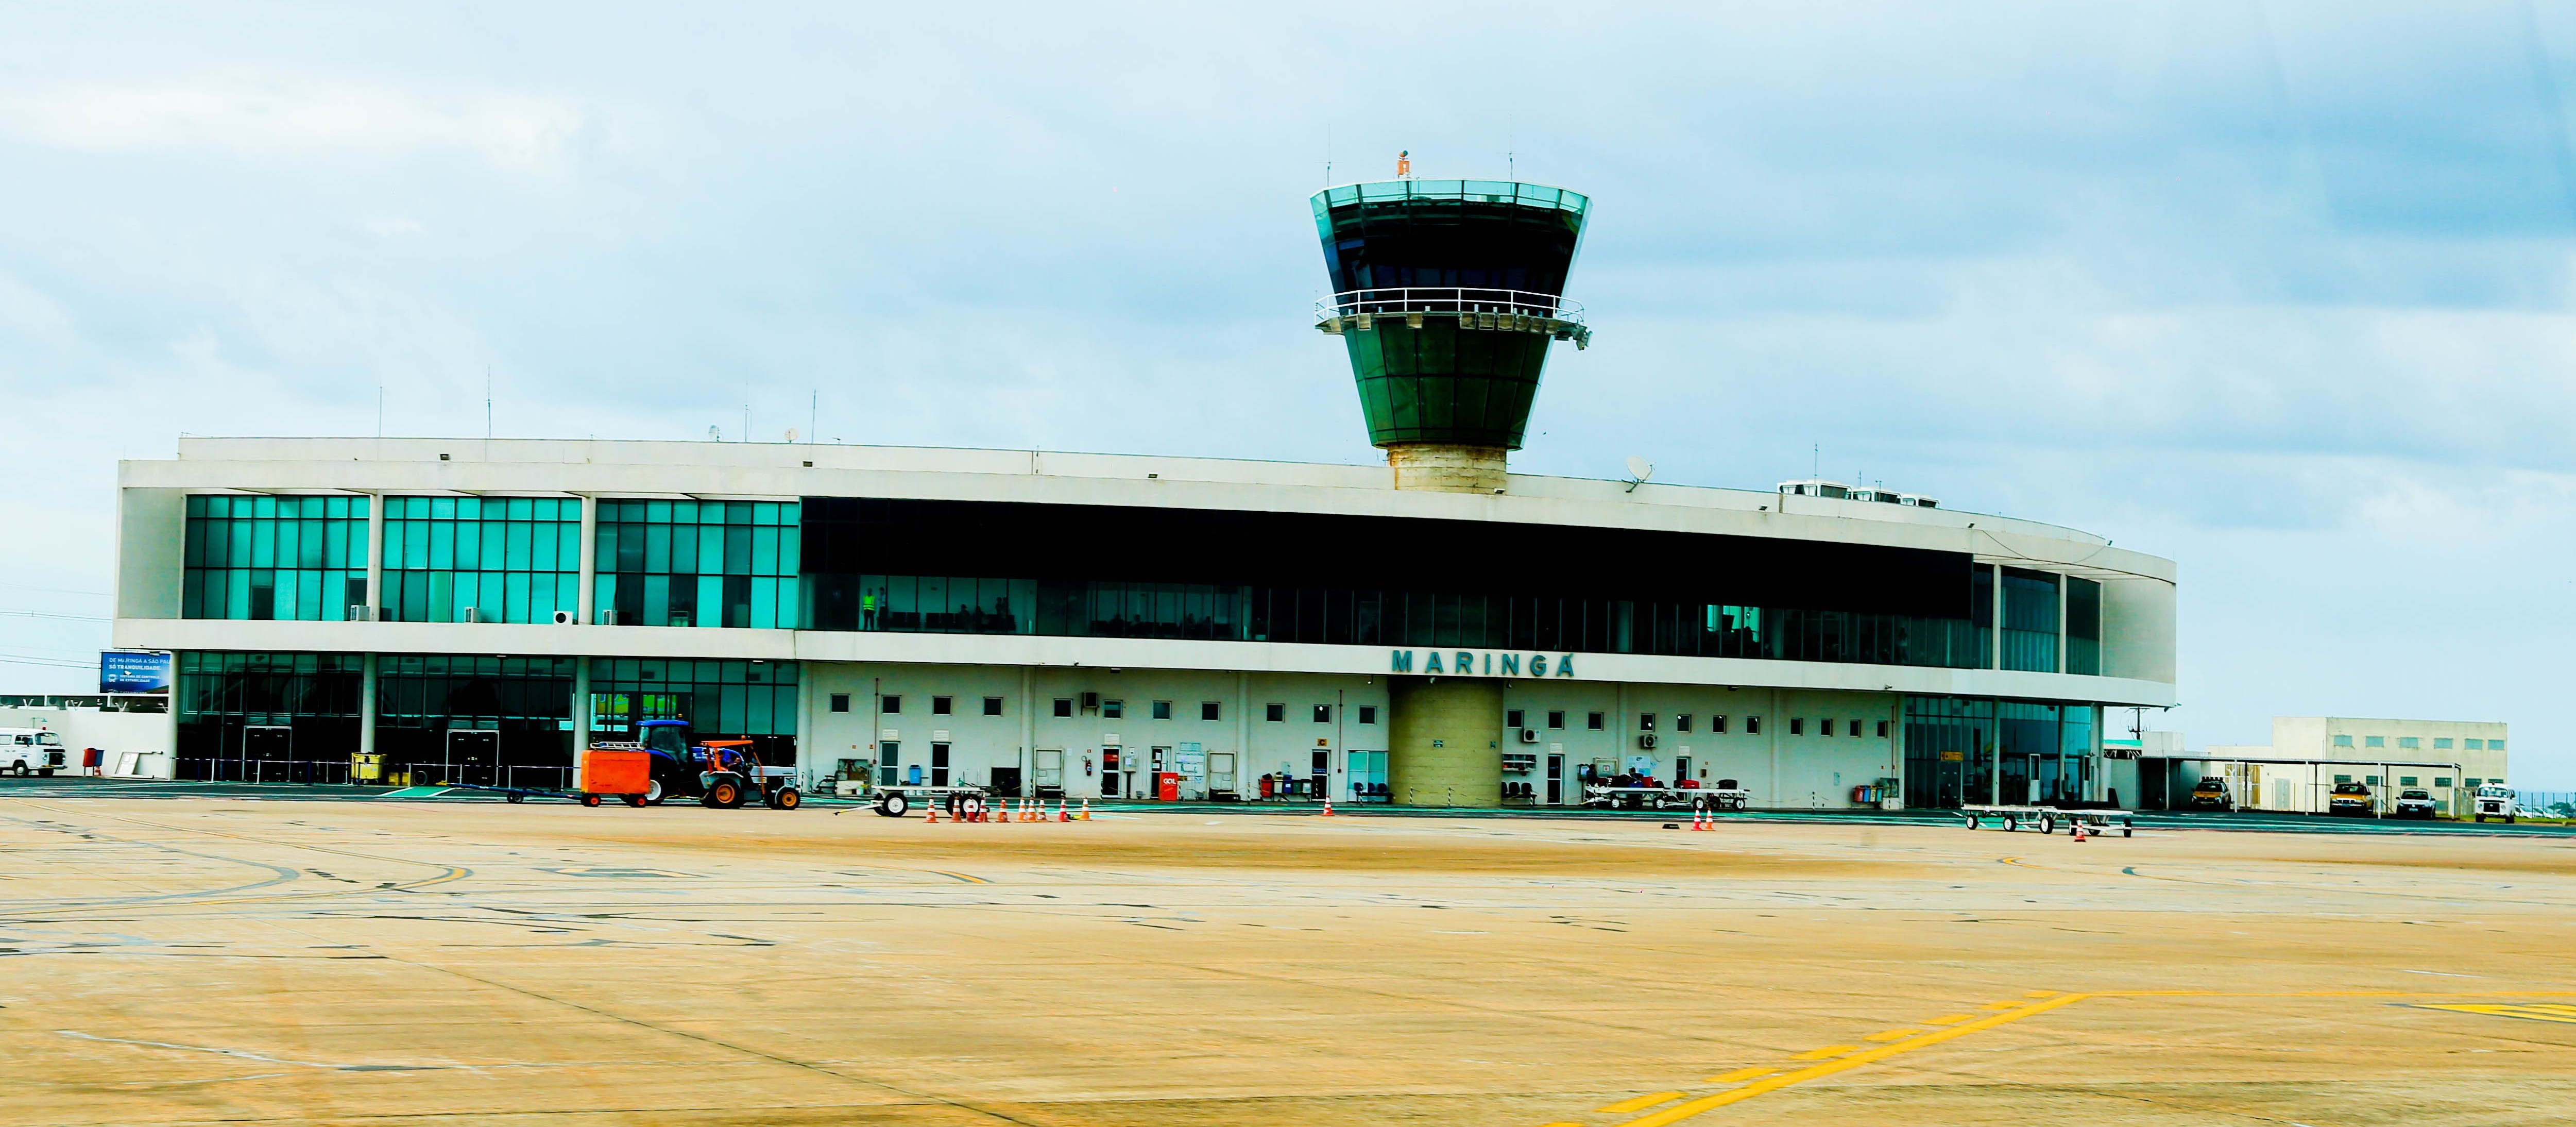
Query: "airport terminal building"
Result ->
[[104, 177, 2178, 809]]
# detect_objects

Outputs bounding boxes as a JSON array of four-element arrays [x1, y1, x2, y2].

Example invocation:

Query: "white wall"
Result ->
[[0, 707, 175, 777]]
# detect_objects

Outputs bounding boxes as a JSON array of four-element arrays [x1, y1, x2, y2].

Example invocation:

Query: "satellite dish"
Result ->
[[784, 427, 799, 443], [1624, 457, 1654, 492]]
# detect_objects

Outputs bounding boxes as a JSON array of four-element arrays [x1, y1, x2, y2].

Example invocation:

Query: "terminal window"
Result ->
[[2437, 777, 2453, 787], [1586, 712, 1605, 731], [183, 494, 372, 621], [2398, 736, 2419, 749], [829, 694, 850, 713], [1849, 719, 1863, 736], [1200, 701, 1221, 721], [1152, 701, 1172, 719], [1790, 718, 1804, 736], [1312, 705, 1332, 722], [1876, 720, 1890, 738], [2465, 738, 2483, 750], [2364, 735, 2384, 748], [1358, 706, 1376, 724], [1506, 710, 1525, 729], [1053, 698, 1073, 718], [2334, 774, 2351, 783], [2434, 737, 2453, 749], [1675, 715, 1692, 733], [1746, 716, 1761, 734], [2400, 776, 2418, 786], [1637, 713, 1656, 731], [932, 696, 953, 715], [881, 695, 901, 714], [1546, 711, 1564, 729], [2491, 740, 2504, 751], [1102, 700, 1123, 719], [2467, 777, 2483, 785], [2333, 734, 2353, 747], [1266, 703, 1286, 722], [983, 697, 1004, 716], [1712, 715, 1728, 733]]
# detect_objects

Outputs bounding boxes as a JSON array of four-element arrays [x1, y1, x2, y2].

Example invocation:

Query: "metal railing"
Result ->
[[1314, 287, 1585, 324]]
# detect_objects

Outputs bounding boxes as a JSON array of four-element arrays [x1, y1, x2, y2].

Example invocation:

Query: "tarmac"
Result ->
[[2, 783, 2571, 1125]]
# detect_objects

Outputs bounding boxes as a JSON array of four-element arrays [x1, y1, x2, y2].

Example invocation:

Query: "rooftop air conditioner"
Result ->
[[597, 609, 620, 626], [346, 604, 374, 621], [461, 607, 484, 624], [552, 610, 575, 626], [1518, 728, 1539, 744], [1637, 733, 1659, 750]]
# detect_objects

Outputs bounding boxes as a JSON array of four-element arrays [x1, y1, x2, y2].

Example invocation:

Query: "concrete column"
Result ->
[[1389, 677, 1503, 808], [1235, 671, 1250, 766], [571, 655, 590, 789], [359, 652, 379, 772], [1019, 666, 1034, 794], [1768, 686, 1781, 808], [1888, 696, 1905, 807], [576, 495, 599, 624], [364, 494, 385, 618], [1991, 563, 2004, 670], [2057, 571, 2069, 674]]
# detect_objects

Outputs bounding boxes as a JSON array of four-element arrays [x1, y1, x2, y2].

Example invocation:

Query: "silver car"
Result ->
[[2393, 788, 2437, 820]]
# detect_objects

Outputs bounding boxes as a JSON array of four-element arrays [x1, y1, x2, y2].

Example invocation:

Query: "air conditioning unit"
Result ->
[[1517, 728, 1540, 744], [1081, 692, 1100, 713], [346, 604, 374, 621], [552, 610, 575, 625], [598, 609, 620, 626], [461, 607, 484, 624], [1637, 734, 1660, 750]]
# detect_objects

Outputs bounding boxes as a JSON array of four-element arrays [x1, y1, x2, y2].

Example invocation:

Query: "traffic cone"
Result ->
[[1078, 799, 1091, 821], [924, 803, 940, 824], [2072, 821, 2089, 843], [1319, 795, 1336, 817], [1020, 799, 1035, 823], [1056, 799, 1069, 822], [1692, 809, 1711, 831]]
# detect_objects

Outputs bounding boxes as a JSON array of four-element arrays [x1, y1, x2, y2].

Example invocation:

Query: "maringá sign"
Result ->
[[1390, 649, 1578, 678]]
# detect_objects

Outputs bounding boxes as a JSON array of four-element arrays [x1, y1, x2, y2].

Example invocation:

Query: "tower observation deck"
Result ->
[[1311, 179, 1592, 491]]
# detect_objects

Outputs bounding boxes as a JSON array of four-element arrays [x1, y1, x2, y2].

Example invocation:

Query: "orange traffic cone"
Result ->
[[1319, 795, 1336, 817], [2072, 821, 2089, 843], [1056, 799, 1069, 822], [1077, 799, 1091, 821], [1691, 809, 1711, 831], [924, 802, 940, 824]]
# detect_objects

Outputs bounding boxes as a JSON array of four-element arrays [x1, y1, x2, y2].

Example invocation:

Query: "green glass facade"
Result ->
[[382, 496, 582, 624], [1903, 697, 2098, 809], [175, 651, 365, 781], [590, 658, 800, 764], [595, 500, 799, 628], [182, 495, 369, 620], [2000, 567, 2060, 673], [1343, 321, 1550, 447]]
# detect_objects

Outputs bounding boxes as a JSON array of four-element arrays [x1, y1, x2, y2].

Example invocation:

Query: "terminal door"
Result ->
[[242, 725, 293, 784], [444, 730, 499, 787], [1545, 753, 1564, 804]]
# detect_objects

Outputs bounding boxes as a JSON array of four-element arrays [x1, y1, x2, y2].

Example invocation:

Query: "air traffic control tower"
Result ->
[[1312, 177, 1594, 805], [1311, 178, 1592, 493]]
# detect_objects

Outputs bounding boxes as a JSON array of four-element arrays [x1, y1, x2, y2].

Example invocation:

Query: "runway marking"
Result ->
[[1701, 1068, 1774, 1083], [1608, 994, 2090, 1127], [2412, 1002, 2576, 1025], [1785, 1045, 1855, 1061], [2023, 990, 2060, 998], [1921, 1013, 1976, 1025], [1597, 1091, 1686, 1113], [926, 870, 990, 884], [1863, 1028, 1917, 1041], [1979, 1000, 2020, 1010]]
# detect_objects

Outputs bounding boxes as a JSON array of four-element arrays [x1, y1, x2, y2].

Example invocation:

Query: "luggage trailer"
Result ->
[[1959, 804, 2136, 837]]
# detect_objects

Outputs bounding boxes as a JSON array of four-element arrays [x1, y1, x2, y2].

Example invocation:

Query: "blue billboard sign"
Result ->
[[99, 650, 173, 694]]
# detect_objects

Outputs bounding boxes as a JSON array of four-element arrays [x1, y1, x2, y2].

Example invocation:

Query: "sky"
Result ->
[[3, 2, 2573, 785]]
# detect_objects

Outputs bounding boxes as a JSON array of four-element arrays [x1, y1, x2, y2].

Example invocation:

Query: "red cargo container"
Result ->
[[582, 749, 651, 797]]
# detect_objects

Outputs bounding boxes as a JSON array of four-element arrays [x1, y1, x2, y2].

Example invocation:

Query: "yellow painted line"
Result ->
[[1786, 1045, 1856, 1061], [2414, 1003, 2576, 1025], [1597, 1091, 1686, 1114], [1702, 1067, 1775, 1083], [1610, 994, 2091, 1127], [2024, 990, 2060, 999], [1538, 1122, 1585, 1126], [925, 870, 990, 884], [1863, 1028, 1918, 1041], [1980, 1001, 2020, 1010], [1921, 1013, 1976, 1025]]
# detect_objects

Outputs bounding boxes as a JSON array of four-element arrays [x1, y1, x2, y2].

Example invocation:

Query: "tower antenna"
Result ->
[[485, 366, 493, 440]]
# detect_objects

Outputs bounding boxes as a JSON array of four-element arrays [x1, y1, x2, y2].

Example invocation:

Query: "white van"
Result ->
[[2472, 784, 2517, 824], [0, 729, 67, 776]]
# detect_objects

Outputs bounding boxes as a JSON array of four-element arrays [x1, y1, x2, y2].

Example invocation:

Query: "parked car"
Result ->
[[2473, 784, 2517, 824], [2328, 781, 2377, 817], [2393, 788, 2438, 819], [2187, 776, 2233, 811]]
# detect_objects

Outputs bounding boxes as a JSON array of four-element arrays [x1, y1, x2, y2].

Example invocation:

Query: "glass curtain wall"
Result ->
[[1903, 696, 2099, 809], [373, 655, 575, 787], [174, 652, 365, 781], [596, 500, 799, 628], [1970, 566, 1995, 669], [381, 497, 581, 624], [589, 659, 799, 765], [2065, 577, 2103, 676], [2000, 568, 2060, 672], [182, 495, 370, 620]]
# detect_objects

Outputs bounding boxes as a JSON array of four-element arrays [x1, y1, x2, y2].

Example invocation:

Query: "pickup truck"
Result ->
[[2328, 781, 2377, 817]]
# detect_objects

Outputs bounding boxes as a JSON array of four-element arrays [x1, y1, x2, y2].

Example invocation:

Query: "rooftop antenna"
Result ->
[[1813, 443, 1820, 478], [376, 384, 384, 439], [742, 403, 750, 443], [1623, 456, 1654, 493], [485, 366, 493, 440], [809, 390, 817, 444]]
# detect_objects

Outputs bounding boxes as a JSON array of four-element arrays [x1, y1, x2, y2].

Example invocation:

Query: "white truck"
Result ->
[[2472, 784, 2518, 824], [0, 729, 67, 776]]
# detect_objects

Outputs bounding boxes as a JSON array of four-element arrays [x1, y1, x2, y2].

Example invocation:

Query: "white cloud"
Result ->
[[1, 77, 596, 171]]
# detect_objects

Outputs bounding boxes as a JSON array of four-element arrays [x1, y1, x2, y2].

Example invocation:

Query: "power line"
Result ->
[[0, 610, 111, 623]]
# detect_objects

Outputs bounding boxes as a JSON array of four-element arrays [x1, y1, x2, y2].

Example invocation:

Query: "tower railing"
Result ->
[[1314, 287, 1585, 324]]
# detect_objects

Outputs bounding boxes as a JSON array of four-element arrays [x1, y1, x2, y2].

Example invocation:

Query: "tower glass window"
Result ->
[[182, 495, 370, 621], [382, 496, 580, 624]]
